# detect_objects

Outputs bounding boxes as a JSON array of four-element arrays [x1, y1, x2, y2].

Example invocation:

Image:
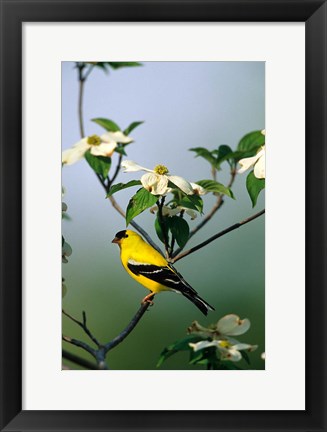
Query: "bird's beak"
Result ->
[[112, 237, 120, 244]]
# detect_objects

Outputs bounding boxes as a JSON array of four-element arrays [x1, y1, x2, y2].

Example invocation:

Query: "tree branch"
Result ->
[[172, 209, 265, 263], [108, 153, 123, 188], [62, 349, 98, 370], [104, 301, 152, 353], [62, 309, 100, 347], [76, 71, 162, 255], [77, 63, 86, 138], [62, 300, 152, 369], [62, 335, 97, 357]]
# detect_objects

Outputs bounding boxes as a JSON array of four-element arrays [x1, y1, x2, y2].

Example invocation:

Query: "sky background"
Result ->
[[62, 61, 265, 370]]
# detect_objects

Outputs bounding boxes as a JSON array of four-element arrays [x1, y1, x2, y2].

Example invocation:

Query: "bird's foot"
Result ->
[[141, 292, 155, 306]]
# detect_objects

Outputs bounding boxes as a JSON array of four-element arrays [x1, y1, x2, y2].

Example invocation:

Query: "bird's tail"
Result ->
[[182, 292, 215, 316]]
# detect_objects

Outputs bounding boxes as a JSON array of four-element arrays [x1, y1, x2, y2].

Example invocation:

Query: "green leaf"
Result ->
[[86, 62, 110, 73], [126, 188, 158, 226], [168, 216, 189, 248], [179, 194, 203, 213], [246, 171, 265, 207], [214, 145, 234, 168], [107, 180, 141, 197], [189, 349, 208, 365], [237, 130, 265, 152], [114, 146, 127, 156], [123, 121, 144, 135], [189, 147, 217, 167], [155, 216, 170, 244], [216, 145, 233, 159], [157, 335, 203, 367], [84, 151, 111, 178], [91, 117, 121, 132], [196, 179, 234, 199], [107, 62, 142, 69]]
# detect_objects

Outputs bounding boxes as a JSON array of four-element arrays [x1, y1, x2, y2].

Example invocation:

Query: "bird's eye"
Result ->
[[125, 234, 129, 238]]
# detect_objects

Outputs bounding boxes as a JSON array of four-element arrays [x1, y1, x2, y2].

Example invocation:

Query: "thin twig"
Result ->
[[62, 349, 98, 370], [62, 335, 97, 357], [104, 301, 152, 353], [108, 153, 123, 188], [77, 63, 86, 138], [62, 300, 152, 369], [83, 63, 95, 81], [62, 309, 100, 347], [172, 209, 265, 263]]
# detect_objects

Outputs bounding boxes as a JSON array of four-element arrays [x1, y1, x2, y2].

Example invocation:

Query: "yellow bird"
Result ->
[[112, 230, 215, 316]]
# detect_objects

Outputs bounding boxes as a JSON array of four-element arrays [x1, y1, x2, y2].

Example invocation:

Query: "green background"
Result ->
[[62, 61, 265, 370]]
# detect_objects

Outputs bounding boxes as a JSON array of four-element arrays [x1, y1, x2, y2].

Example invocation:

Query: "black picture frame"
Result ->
[[1, 1, 326, 431]]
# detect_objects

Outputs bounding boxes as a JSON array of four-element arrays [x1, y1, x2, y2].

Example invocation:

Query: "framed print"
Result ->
[[1, 0, 326, 431]]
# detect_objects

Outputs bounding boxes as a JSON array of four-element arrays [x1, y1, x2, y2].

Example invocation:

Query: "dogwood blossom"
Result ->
[[62, 131, 132, 165], [121, 160, 194, 196], [150, 205, 197, 220], [188, 314, 257, 362], [238, 146, 265, 179]]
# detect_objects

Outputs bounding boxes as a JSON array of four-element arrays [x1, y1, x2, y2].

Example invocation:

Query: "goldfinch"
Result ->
[[112, 230, 215, 316]]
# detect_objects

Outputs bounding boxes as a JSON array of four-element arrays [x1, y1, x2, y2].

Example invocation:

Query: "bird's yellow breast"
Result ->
[[120, 237, 170, 293]]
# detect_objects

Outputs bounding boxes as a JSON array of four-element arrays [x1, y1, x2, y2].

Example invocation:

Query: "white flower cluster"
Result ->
[[62, 131, 133, 165], [122, 160, 207, 197], [238, 130, 266, 179], [188, 314, 257, 362]]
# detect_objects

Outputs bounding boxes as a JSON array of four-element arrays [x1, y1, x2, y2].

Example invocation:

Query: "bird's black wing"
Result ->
[[127, 260, 194, 293], [127, 260, 215, 315]]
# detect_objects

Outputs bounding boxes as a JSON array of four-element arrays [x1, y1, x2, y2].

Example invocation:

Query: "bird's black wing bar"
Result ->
[[127, 260, 184, 291]]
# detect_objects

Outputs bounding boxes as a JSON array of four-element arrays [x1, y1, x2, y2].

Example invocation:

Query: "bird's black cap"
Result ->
[[115, 230, 128, 239]]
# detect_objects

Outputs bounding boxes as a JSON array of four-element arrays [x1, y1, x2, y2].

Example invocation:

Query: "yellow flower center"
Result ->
[[218, 340, 231, 348], [87, 135, 101, 146], [154, 164, 169, 175]]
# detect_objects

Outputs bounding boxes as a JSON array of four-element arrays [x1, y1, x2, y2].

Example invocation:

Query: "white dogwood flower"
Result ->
[[189, 339, 257, 362], [238, 146, 265, 179], [150, 205, 197, 220], [121, 160, 194, 196], [188, 314, 257, 362], [62, 131, 132, 165]]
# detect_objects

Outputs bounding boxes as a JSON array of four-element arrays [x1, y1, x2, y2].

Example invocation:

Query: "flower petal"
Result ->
[[141, 173, 169, 195], [220, 347, 242, 362], [162, 206, 181, 217], [121, 160, 153, 173], [189, 340, 218, 352], [168, 175, 194, 195], [238, 154, 260, 174], [216, 314, 251, 336], [232, 343, 257, 351], [101, 131, 133, 144], [62, 140, 90, 165], [253, 150, 265, 179], [90, 142, 117, 157], [190, 182, 207, 195], [185, 209, 197, 220]]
